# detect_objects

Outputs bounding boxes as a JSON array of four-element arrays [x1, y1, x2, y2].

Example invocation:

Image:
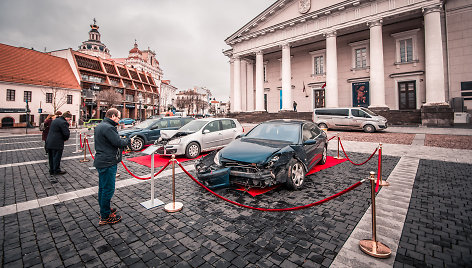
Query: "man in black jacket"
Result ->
[[46, 111, 72, 176], [94, 108, 132, 225]]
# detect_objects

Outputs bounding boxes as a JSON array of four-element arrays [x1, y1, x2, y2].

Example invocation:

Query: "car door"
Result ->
[[331, 109, 351, 128], [148, 120, 167, 142], [219, 119, 238, 146], [201, 120, 223, 150], [303, 123, 324, 171]]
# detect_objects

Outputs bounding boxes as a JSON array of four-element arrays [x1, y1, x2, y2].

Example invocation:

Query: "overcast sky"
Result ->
[[0, 0, 275, 101]]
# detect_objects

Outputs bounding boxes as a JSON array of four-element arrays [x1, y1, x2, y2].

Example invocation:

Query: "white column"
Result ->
[[369, 20, 387, 108], [255, 51, 265, 111], [281, 43, 292, 111], [233, 56, 242, 112], [325, 31, 338, 108], [246, 60, 254, 112], [423, 5, 447, 105]]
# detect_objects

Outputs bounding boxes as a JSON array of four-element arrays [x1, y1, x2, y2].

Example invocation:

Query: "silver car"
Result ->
[[156, 118, 244, 158]]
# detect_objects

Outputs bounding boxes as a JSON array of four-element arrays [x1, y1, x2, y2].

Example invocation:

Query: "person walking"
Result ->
[[45, 111, 71, 176], [293, 101, 298, 112], [94, 108, 132, 225]]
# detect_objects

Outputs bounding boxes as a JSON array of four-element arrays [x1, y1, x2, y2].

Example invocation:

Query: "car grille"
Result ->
[[223, 161, 259, 173]]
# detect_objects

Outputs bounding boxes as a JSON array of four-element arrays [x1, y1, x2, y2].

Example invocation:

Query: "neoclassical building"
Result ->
[[224, 0, 471, 125]]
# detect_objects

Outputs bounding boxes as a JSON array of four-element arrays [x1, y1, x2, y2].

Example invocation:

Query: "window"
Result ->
[[352, 109, 370, 118], [398, 81, 416, 110], [46, 93, 53, 103], [221, 119, 235, 130], [263, 63, 268, 82], [349, 40, 369, 70], [168, 119, 181, 128], [6, 89, 15, 101], [67, 95, 73, 104], [315, 109, 349, 116], [310, 49, 326, 76], [355, 48, 367, 68], [24, 91, 32, 102], [203, 121, 220, 133], [392, 29, 419, 65]]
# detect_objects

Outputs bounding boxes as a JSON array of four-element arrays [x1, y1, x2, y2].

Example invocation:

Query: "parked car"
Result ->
[[313, 107, 388, 133], [156, 118, 243, 159], [118, 118, 135, 125], [195, 119, 328, 190], [118, 116, 194, 151], [83, 118, 102, 128]]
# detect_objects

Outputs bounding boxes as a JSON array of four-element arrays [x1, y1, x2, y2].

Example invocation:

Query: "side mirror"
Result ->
[[203, 129, 210, 134], [303, 139, 317, 145]]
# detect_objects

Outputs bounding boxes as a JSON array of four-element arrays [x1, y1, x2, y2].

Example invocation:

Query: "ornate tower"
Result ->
[[78, 18, 111, 59]]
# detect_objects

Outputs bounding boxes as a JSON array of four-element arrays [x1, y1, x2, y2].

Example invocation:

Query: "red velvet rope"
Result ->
[[339, 138, 378, 166], [120, 160, 170, 180], [327, 136, 336, 142], [177, 162, 364, 212], [86, 138, 95, 160], [79, 133, 84, 148], [375, 147, 381, 193]]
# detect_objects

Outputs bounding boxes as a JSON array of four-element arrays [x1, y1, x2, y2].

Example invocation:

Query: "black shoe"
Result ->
[[55, 170, 67, 175], [99, 214, 122, 226]]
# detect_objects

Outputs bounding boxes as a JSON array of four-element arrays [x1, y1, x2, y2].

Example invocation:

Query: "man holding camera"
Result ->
[[94, 108, 134, 225]]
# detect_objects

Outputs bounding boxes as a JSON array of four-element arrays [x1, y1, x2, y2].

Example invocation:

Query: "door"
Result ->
[[279, 90, 283, 110], [264, 94, 268, 111], [314, 89, 325, 108], [331, 109, 351, 127], [398, 81, 416, 110], [201, 120, 223, 150], [219, 119, 237, 146], [302, 123, 323, 171], [148, 119, 167, 142]]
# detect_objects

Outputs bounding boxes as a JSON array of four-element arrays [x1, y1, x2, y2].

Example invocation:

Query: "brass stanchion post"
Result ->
[[378, 143, 389, 187], [79, 136, 90, 162], [164, 155, 183, 212], [334, 133, 343, 159], [359, 171, 391, 258]]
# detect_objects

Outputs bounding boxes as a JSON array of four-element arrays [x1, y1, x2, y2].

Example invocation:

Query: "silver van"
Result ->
[[312, 107, 388, 133]]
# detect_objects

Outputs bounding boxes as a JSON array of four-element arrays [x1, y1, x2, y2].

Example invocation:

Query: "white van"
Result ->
[[313, 107, 388, 133]]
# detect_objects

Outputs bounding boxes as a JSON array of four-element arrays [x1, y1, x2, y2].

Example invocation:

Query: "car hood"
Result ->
[[160, 130, 195, 140], [118, 128, 146, 136], [220, 138, 291, 164]]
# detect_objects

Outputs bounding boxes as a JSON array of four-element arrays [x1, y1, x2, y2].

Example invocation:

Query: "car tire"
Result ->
[[185, 142, 201, 159], [286, 158, 305, 190], [363, 124, 375, 133], [319, 145, 327, 165], [318, 123, 328, 129], [131, 137, 144, 151]]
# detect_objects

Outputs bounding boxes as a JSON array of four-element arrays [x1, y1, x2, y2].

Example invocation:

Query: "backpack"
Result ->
[[39, 122, 46, 131]]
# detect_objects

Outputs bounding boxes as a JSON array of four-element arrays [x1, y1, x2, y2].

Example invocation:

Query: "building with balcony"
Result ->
[[224, 0, 472, 126]]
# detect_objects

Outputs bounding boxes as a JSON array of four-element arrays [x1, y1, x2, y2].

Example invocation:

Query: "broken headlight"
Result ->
[[168, 138, 181, 145], [214, 151, 221, 165], [267, 154, 280, 167]]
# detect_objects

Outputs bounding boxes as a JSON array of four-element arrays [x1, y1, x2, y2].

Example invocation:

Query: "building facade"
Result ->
[[0, 44, 81, 127], [160, 80, 178, 113], [224, 0, 472, 125]]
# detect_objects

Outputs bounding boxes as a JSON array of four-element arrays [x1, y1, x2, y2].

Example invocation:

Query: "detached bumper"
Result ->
[[197, 167, 231, 189]]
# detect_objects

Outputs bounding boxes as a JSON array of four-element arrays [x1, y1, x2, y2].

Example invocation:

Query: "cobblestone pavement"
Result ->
[[0, 127, 471, 267]]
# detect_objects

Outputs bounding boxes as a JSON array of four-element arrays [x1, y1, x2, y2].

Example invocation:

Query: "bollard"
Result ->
[[378, 143, 389, 187], [79, 136, 90, 162], [164, 155, 183, 212], [73, 130, 81, 153], [334, 133, 344, 160], [359, 171, 391, 258]]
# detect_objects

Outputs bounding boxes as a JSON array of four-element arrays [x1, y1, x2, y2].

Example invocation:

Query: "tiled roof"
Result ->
[[0, 43, 80, 89]]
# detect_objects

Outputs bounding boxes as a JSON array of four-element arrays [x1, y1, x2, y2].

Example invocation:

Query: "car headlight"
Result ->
[[267, 154, 280, 167], [214, 152, 221, 165], [168, 138, 181, 145], [120, 135, 126, 138]]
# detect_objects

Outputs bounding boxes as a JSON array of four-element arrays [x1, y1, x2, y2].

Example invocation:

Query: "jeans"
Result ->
[[97, 165, 117, 219], [48, 149, 63, 174]]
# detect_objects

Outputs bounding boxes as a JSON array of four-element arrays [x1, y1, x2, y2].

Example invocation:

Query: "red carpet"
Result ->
[[236, 156, 346, 196], [127, 154, 203, 168], [306, 156, 347, 176]]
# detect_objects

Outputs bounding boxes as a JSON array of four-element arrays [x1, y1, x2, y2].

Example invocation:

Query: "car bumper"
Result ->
[[156, 144, 185, 156]]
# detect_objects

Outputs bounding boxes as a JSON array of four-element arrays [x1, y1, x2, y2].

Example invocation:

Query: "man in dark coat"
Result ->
[[94, 108, 132, 225], [46, 111, 72, 175]]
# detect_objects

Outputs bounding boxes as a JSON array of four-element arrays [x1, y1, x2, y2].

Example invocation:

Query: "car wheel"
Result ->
[[318, 123, 328, 129], [185, 142, 201, 159], [286, 158, 305, 190], [131, 137, 144, 151], [363, 124, 375, 133], [319, 146, 327, 165]]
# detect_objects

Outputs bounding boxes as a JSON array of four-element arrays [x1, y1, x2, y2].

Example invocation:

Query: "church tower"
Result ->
[[78, 18, 111, 59]]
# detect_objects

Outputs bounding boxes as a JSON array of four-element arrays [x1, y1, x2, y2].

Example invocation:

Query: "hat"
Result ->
[[55, 111, 62, 116], [62, 111, 72, 118]]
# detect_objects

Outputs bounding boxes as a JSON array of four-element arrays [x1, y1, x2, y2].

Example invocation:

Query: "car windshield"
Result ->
[[245, 123, 300, 143], [134, 119, 157, 129], [361, 108, 377, 116], [179, 120, 208, 132]]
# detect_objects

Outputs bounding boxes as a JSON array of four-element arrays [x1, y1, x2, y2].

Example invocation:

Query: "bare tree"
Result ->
[[96, 88, 123, 109], [41, 86, 71, 113]]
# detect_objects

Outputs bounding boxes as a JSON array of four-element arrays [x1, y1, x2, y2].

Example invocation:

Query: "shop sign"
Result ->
[[0, 108, 27, 113], [125, 104, 135, 109]]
